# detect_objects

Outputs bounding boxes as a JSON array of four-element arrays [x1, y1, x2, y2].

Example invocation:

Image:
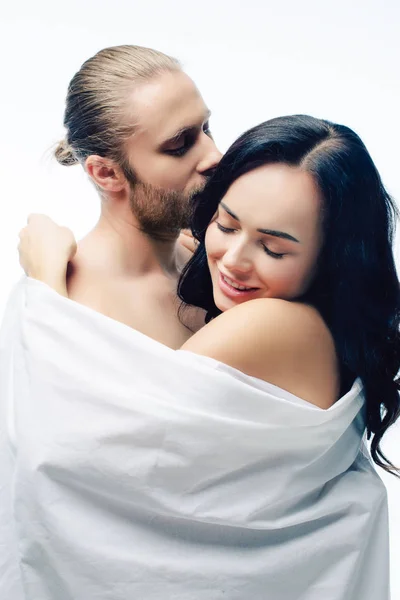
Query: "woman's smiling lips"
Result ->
[[217, 270, 260, 299]]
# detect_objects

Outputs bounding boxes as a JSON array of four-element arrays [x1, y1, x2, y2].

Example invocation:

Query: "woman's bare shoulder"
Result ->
[[181, 299, 339, 408]]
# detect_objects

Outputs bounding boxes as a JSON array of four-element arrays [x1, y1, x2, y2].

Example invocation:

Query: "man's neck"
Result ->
[[75, 204, 185, 279], [65, 199, 203, 346]]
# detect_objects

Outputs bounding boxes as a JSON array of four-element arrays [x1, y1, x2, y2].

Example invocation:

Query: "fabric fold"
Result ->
[[0, 277, 390, 600]]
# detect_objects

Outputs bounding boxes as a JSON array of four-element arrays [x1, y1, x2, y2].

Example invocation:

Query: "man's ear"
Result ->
[[85, 155, 127, 192]]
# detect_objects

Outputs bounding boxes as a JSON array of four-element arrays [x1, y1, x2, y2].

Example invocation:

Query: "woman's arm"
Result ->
[[18, 214, 77, 297], [181, 299, 339, 409]]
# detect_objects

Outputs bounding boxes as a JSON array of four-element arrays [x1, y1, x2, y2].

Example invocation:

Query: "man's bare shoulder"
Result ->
[[66, 246, 204, 348]]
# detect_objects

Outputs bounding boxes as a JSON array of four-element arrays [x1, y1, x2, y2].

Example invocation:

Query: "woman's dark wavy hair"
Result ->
[[178, 114, 400, 477]]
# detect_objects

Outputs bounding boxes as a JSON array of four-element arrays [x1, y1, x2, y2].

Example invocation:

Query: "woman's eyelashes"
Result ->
[[216, 221, 285, 259], [216, 222, 235, 234], [164, 122, 212, 157], [261, 244, 285, 259]]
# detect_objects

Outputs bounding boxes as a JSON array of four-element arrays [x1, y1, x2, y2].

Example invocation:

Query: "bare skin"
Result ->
[[24, 70, 220, 349], [66, 222, 203, 348], [21, 215, 204, 348], [20, 163, 339, 409]]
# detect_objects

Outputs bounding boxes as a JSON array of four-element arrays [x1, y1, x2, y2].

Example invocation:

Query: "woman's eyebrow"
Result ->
[[220, 202, 239, 221], [257, 228, 300, 243], [220, 202, 300, 243]]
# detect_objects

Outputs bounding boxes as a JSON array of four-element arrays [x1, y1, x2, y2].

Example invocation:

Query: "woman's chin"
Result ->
[[213, 291, 239, 313]]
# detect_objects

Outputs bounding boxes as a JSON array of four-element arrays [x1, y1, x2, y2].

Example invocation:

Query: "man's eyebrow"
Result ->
[[219, 202, 300, 243], [161, 110, 212, 146]]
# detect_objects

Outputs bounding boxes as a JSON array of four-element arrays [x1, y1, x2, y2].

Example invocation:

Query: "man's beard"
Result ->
[[128, 180, 206, 242]]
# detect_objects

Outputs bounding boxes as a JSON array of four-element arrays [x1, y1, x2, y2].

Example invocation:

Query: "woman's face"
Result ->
[[205, 163, 323, 312]]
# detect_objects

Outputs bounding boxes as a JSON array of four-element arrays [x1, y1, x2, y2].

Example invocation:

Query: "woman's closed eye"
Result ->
[[216, 222, 236, 234], [216, 222, 285, 259], [261, 243, 285, 259]]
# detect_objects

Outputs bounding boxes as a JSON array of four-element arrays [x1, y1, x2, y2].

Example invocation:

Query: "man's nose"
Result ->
[[197, 134, 223, 176]]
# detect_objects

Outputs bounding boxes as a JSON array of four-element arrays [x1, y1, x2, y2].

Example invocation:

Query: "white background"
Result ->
[[1, 0, 399, 595]]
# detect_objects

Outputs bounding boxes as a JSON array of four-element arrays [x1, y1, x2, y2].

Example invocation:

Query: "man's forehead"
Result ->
[[129, 71, 209, 139]]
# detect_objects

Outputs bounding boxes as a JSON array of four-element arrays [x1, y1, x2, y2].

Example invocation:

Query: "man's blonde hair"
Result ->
[[55, 45, 181, 167]]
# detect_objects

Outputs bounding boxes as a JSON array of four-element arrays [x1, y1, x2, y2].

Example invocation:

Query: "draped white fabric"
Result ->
[[0, 278, 390, 599]]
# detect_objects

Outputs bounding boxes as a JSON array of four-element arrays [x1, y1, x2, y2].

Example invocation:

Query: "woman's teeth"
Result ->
[[222, 274, 255, 291]]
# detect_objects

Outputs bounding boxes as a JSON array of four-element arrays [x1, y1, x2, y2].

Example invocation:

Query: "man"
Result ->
[[1, 44, 222, 600], [33, 44, 221, 347]]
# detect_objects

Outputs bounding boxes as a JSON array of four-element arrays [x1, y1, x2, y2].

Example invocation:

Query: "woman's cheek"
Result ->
[[267, 262, 304, 298]]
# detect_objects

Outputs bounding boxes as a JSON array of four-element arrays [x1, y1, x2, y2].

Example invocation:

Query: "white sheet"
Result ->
[[0, 277, 390, 599]]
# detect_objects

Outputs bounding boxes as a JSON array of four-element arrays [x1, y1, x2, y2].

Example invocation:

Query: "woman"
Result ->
[[20, 114, 400, 476]]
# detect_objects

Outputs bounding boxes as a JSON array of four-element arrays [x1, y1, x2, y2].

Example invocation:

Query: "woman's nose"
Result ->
[[221, 242, 253, 274]]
